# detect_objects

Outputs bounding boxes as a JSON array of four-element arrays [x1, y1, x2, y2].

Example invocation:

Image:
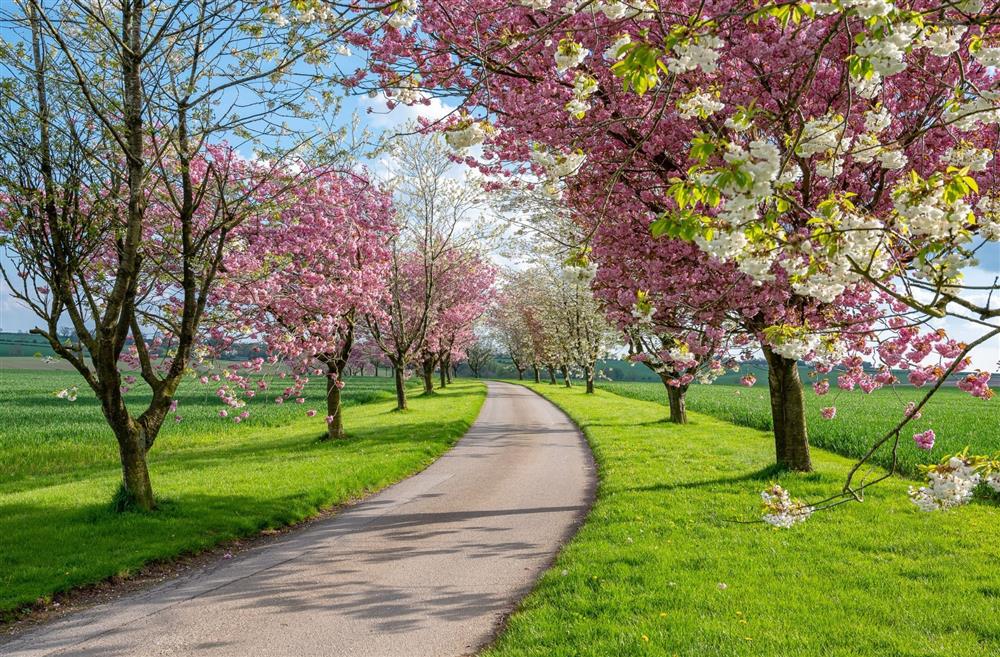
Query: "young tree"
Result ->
[[216, 169, 395, 440], [365, 131, 496, 409], [490, 282, 536, 380], [463, 336, 496, 378]]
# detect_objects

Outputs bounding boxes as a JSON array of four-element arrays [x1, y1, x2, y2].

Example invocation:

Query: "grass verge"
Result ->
[[0, 380, 485, 617], [485, 383, 1000, 657], [600, 381, 999, 477]]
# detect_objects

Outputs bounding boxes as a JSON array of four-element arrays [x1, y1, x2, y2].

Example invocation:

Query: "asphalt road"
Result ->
[[1, 381, 595, 657]]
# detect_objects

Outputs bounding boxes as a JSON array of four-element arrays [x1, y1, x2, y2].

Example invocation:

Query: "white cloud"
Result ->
[[357, 91, 454, 129]]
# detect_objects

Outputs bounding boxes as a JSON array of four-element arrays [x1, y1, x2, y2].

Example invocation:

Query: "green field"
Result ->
[[0, 362, 422, 486], [0, 362, 485, 616], [486, 384, 1000, 657], [600, 381, 999, 477]]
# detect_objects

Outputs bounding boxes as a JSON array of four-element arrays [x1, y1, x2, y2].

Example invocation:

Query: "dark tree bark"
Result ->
[[421, 356, 436, 394], [547, 365, 557, 385], [114, 422, 156, 511], [439, 362, 447, 389], [325, 376, 345, 440], [532, 364, 541, 383], [762, 346, 812, 472], [666, 384, 688, 424], [584, 364, 595, 394], [393, 365, 408, 411], [560, 364, 572, 388]]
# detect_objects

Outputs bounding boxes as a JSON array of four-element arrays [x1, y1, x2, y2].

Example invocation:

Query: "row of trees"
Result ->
[[0, 2, 497, 511]]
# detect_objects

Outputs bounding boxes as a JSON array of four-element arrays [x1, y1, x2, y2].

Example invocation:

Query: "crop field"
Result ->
[[0, 360, 417, 487], [600, 380, 999, 477]]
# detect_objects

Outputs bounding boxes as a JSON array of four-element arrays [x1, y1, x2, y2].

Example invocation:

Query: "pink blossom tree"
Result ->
[[216, 169, 396, 440], [366, 0, 998, 481]]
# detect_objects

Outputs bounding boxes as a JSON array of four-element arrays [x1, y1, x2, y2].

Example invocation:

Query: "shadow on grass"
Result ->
[[623, 463, 788, 494]]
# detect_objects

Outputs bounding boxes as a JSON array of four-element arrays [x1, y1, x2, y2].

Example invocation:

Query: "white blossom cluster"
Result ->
[[665, 34, 724, 75], [603, 33, 632, 61], [761, 484, 813, 528], [393, 75, 423, 105], [944, 144, 994, 172], [697, 140, 782, 266], [387, 0, 419, 30], [444, 119, 489, 150], [531, 147, 587, 179], [974, 46, 1000, 69], [593, 1, 656, 21], [666, 345, 698, 370], [813, 0, 894, 19], [796, 115, 848, 154], [794, 211, 889, 302], [768, 332, 820, 361], [854, 22, 920, 77], [894, 181, 974, 242], [677, 89, 724, 119], [917, 25, 967, 57], [55, 386, 79, 402], [566, 72, 599, 118], [977, 196, 1000, 241], [555, 38, 590, 72], [909, 456, 982, 512], [944, 92, 1000, 132], [795, 114, 854, 178]]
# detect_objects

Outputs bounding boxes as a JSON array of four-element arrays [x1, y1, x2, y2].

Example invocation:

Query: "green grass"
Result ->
[[600, 381, 999, 477], [485, 384, 1000, 657], [0, 364, 421, 486], [0, 364, 485, 616]]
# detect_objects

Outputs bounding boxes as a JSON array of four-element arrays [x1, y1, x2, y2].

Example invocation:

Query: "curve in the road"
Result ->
[[1, 381, 596, 657]]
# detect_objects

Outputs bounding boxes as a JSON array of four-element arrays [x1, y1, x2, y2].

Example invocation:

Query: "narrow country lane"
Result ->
[[1, 382, 595, 657]]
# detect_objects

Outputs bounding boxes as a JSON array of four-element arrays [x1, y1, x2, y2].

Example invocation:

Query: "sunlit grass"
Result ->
[[0, 366, 484, 616], [601, 381, 999, 477], [485, 384, 1000, 657]]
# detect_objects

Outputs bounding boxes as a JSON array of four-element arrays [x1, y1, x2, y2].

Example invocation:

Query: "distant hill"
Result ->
[[0, 332, 57, 357]]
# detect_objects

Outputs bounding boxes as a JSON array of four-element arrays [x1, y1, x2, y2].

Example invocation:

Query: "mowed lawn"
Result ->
[[486, 384, 1000, 657], [601, 381, 999, 477], [0, 363, 486, 617]]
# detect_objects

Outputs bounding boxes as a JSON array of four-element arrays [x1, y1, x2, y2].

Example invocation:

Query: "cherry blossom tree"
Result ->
[[366, 0, 998, 484], [365, 131, 498, 409], [489, 283, 537, 380], [216, 169, 396, 440]]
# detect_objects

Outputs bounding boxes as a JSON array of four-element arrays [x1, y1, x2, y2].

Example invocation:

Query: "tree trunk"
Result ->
[[762, 346, 812, 472], [393, 366, 408, 411], [547, 365, 557, 385], [584, 365, 595, 394], [439, 363, 447, 389], [421, 358, 435, 394], [115, 424, 155, 511], [517, 368, 525, 380], [324, 372, 345, 440], [446, 360, 454, 384], [561, 364, 572, 388], [666, 384, 688, 425], [532, 365, 540, 383]]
